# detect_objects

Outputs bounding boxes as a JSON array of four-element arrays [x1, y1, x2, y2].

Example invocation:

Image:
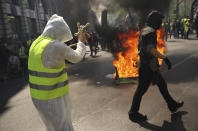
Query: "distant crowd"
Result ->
[[0, 37, 36, 81], [0, 31, 102, 82], [162, 16, 194, 40]]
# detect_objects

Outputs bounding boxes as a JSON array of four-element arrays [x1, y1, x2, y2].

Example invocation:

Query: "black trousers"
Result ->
[[89, 44, 97, 56], [130, 66, 176, 112]]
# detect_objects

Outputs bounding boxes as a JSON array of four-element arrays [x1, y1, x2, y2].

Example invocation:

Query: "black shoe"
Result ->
[[168, 101, 184, 113], [129, 112, 148, 123]]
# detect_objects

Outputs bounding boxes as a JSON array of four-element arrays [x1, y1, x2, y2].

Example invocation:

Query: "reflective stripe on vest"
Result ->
[[29, 80, 68, 90], [28, 36, 69, 100], [29, 68, 67, 78]]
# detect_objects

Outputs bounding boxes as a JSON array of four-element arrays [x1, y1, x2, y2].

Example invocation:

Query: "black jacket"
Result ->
[[138, 26, 159, 71]]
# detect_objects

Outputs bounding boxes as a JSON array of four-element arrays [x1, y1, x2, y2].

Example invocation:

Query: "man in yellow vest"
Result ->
[[184, 17, 191, 39], [28, 14, 87, 131], [18, 44, 27, 75]]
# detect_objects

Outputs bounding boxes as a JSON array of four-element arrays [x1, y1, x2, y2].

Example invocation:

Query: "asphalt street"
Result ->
[[0, 37, 198, 131]]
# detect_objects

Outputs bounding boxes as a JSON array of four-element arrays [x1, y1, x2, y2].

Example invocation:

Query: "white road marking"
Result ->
[[172, 55, 194, 69], [163, 54, 194, 73]]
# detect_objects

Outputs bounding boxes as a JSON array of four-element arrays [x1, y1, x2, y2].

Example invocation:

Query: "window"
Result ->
[[28, 0, 35, 10], [41, 0, 48, 13], [27, 18, 37, 37], [12, 0, 20, 5], [23, 0, 35, 9], [7, 15, 22, 39]]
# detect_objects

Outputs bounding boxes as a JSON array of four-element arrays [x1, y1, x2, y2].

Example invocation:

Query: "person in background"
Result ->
[[18, 44, 28, 75], [184, 17, 191, 39], [7, 52, 20, 78], [0, 41, 9, 81], [180, 18, 185, 39], [0, 40, 9, 75], [88, 31, 98, 57]]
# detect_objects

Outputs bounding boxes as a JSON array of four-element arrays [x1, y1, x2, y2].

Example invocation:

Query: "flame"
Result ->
[[157, 28, 167, 65], [113, 28, 167, 78], [113, 30, 140, 78]]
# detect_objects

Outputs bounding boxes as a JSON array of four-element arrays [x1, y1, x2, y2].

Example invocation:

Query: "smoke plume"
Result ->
[[91, 0, 173, 54], [113, 0, 172, 24]]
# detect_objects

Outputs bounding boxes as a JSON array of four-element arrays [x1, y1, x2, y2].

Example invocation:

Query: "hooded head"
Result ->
[[146, 10, 164, 30], [41, 14, 73, 43]]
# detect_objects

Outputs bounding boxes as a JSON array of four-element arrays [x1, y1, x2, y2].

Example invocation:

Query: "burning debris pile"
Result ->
[[90, 0, 171, 84], [113, 28, 167, 80], [95, 22, 167, 83], [113, 30, 140, 78]]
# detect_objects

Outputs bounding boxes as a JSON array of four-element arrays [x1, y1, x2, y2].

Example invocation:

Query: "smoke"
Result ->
[[89, 0, 111, 24], [60, 0, 100, 33], [91, 0, 173, 54], [71, 0, 90, 24], [89, 0, 173, 25], [89, 0, 110, 11], [113, 0, 172, 24]]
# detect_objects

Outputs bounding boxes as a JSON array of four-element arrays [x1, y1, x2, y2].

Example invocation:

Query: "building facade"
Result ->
[[0, 0, 99, 45], [0, 0, 57, 43]]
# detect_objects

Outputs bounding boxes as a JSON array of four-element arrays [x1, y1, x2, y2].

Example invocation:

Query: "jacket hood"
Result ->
[[41, 14, 73, 42], [146, 11, 164, 30]]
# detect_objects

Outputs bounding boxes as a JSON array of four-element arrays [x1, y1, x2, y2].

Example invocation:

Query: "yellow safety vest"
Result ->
[[184, 20, 190, 32], [28, 36, 69, 100], [162, 22, 165, 28], [27, 40, 31, 46], [19, 47, 27, 59]]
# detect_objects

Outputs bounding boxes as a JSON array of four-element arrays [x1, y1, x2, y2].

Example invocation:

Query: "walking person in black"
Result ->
[[88, 32, 98, 57], [128, 11, 184, 122]]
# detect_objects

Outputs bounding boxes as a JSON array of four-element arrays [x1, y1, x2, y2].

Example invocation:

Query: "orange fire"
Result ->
[[113, 28, 167, 78], [157, 29, 167, 65]]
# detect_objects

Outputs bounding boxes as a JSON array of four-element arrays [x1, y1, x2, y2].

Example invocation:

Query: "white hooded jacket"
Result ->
[[41, 14, 86, 68]]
